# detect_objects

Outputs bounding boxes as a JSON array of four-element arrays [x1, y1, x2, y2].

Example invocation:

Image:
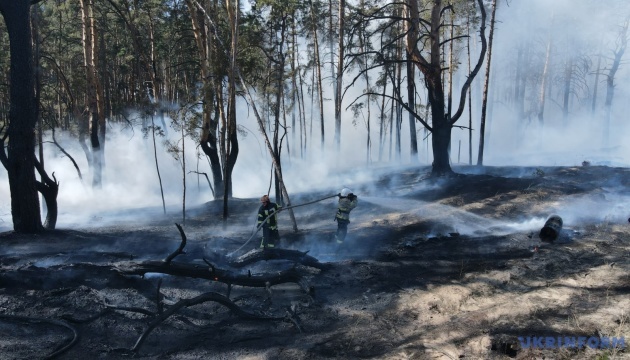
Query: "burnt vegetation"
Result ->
[[0, 165, 629, 359]]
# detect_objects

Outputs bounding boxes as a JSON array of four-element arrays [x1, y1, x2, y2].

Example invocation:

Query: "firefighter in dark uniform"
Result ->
[[258, 195, 280, 248], [335, 188, 358, 244]]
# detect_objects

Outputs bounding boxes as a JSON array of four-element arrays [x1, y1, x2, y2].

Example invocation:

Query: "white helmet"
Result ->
[[340, 188, 352, 197]]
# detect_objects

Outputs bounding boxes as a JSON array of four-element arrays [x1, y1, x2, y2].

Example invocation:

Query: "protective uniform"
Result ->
[[335, 188, 358, 244], [258, 195, 280, 248]]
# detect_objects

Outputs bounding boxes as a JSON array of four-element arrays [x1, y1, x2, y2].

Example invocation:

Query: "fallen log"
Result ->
[[115, 260, 303, 287], [226, 248, 332, 270]]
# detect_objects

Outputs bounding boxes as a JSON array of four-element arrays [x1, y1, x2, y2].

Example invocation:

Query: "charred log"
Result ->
[[115, 260, 303, 287], [219, 248, 332, 270]]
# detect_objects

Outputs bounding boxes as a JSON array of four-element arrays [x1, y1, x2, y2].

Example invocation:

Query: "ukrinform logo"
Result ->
[[518, 336, 626, 349]]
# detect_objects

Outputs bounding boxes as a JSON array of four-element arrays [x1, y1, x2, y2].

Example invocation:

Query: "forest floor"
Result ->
[[0, 164, 629, 360]]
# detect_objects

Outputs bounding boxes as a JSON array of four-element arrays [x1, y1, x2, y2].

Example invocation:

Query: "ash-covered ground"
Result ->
[[0, 165, 629, 359]]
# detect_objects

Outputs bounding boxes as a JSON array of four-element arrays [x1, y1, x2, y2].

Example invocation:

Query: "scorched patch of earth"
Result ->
[[1, 165, 629, 360]]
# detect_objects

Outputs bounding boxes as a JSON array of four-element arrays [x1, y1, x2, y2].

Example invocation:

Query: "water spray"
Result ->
[[226, 193, 340, 257]]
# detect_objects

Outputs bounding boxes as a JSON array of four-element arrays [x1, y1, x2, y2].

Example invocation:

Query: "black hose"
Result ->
[[227, 193, 338, 257]]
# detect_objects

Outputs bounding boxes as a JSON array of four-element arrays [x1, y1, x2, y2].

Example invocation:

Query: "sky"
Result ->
[[1, 0, 629, 231]]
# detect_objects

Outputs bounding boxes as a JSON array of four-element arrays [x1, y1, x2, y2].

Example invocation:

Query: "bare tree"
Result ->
[[477, 0, 496, 166], [224, 0, 240, 215], [307, 0, 326, 151], [347, 0, 487, 174], [591, 52, 602, 115], [185, 0, 225, 199], [603, 17, 628, 144], [334, 0, 345, 152], [80, 0, 106, 188], [537, 34, 552, 125], [403, 2, 418, 162]]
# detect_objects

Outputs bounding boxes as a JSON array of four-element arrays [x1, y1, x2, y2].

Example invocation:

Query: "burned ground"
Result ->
[[0, 165, 629, 359]]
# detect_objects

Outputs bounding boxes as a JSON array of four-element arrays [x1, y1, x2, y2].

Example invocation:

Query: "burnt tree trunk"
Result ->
[[476, 0, 496, 166], [0, 0, 44, 233]]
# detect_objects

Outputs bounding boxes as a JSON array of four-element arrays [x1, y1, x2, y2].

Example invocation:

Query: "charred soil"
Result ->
[[1, 165, 629, 360]]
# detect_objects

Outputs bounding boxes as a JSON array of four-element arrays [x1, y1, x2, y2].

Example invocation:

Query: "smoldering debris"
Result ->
[[539, 215, 563, 242]]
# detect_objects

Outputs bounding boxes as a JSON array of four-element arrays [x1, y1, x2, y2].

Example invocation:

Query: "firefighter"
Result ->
[[334, 188, 358, 244], [258, 195, 281, 249]]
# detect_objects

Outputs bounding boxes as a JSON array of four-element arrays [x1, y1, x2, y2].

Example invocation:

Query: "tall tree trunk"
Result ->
[[151, 116, 166, 214], [466, 1, 473, 165], [513, 44, 522, 108], [31, 5, 58, 230], [591, 52, 601, 115], [80, 0, 104, 188], [358, 0, 373, 164], [185, 0, 224, 199], [328, 0, 336, 133], [290, 18, 300, 157], [388, 84, 394, 161], [0, 0, 44, 233], [334, 0, 344, 152], [224, 0, 240, 218], [395, 52, 402, 161], [403, 4, 418, 163], [296, 46, 307, 159], [308, 0, 325, 150], [447, 8, 454, 117], [272, 16, 287, 204], [561, 55, 573, 126], [476, 0, 496, 166], [537, 36, 552, 125], [181, 124, 186, 224], [378, 73, 387, 162], [516, 41, 529, 123], [603, 18, 628, 144]]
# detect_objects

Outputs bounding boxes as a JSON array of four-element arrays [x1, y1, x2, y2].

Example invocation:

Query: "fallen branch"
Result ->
[[0, 314, 79, 359], [61, 308, 112, 323], [115, 260, 303, 287], [131, 291, 283, 352], [62, 303, 155, 324], [118, 224, 305, 287], [164, 223, 187, 263], [189, 170, 214, 197], [104, 303, 155, 317]]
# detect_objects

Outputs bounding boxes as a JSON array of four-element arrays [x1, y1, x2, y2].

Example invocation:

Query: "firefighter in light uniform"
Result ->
[[258, 195, 280, 248], [334, 188, 358, 244]]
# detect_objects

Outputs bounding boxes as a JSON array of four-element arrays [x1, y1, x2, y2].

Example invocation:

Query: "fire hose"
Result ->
[[226, 193, 340, 257]]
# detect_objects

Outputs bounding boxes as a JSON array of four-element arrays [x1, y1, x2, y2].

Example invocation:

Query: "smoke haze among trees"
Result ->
[[0, 0, 629, 232]]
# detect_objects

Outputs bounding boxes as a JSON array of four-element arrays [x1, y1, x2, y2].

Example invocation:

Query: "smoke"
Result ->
[[1, 0, 629, 235]]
